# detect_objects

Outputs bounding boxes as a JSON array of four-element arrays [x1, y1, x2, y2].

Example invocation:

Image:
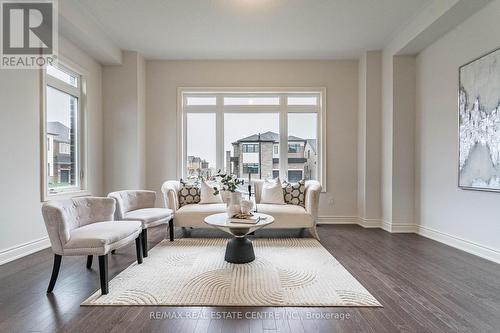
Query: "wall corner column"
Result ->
[[103, 51, 146, 193], [358, 50, 383, 228]]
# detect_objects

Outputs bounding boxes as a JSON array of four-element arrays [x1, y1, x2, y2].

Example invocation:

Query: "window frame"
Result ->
[[40, 60, 89, 201], [178, 87, 326, 191]]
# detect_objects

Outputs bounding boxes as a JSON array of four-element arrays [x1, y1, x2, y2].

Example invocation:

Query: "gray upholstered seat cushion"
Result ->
[[64, 220, 142, 255], [123, 208, 173, 228]]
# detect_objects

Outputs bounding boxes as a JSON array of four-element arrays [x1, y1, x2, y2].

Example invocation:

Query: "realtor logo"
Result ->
[[1, 0, 58, 68]]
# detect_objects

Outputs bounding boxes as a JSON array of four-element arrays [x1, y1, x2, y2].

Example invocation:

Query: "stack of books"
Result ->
[[229, 215, 261, 224]]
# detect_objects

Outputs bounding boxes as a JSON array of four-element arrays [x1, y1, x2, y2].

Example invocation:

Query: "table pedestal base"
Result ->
[[224, 237, 255, 264]]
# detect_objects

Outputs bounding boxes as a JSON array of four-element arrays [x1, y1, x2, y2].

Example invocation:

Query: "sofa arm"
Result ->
[[161, 180, 180, 212], [304, 180, 321, 221]]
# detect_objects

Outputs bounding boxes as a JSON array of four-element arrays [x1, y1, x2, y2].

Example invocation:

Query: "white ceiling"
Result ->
[[76, 0, 431, 60]]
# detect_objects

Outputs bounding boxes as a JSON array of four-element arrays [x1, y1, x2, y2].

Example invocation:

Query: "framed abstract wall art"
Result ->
[[458, 47, 500, 192]]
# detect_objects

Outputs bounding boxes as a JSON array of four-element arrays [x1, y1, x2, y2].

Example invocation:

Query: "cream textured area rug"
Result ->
[[82, 238, 381, 307]]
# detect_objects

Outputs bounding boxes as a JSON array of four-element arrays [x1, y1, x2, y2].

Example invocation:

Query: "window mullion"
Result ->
[[279, 95, 288, 181], [216, 95, 224, 173], [181, 110, 187, 179]]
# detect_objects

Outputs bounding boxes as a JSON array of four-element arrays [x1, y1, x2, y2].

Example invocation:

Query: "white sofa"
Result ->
[[161, 179, 322, 240]]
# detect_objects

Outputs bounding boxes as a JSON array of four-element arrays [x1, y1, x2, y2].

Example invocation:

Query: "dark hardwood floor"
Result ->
[[1, 225, 499, 333]]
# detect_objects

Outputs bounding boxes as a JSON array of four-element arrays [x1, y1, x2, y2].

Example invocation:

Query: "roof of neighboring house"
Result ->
[[235, 131, 305, 143], [306, 139, 317, 154], [47, 121, 70, 143], [187, 156, 208, 164]]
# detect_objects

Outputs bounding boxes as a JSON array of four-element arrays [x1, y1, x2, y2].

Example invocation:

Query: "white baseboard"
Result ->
[[357, 217, 383, 228], [0, 237, 50, 266], [357, 219, 499, 264], [417, 225, 500, 264], [382, 221, 418, 233], [317, 216, 358, 224]]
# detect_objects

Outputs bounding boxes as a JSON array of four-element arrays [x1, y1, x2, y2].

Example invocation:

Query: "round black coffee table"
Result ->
[[204, 213, 274, 264]]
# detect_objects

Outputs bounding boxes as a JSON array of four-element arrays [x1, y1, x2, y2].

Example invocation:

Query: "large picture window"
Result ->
[[42, 63, 86, 200], [179, 89, 326, 189]]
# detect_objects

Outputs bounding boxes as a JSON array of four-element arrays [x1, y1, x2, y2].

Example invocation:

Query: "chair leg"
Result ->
[[86, 255, 93, 269], [135, 235, 143, 264], [141, 229, 148, 257], [169, 218, 174, 241], [98, 254, 109, 295], [47, 254, 62, 293]]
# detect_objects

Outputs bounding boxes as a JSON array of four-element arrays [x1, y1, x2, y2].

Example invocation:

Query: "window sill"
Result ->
[[42, 189, 91, 202]]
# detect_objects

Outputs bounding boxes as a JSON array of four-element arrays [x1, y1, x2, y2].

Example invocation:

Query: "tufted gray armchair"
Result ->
[[42, 197, 144, 295], [108, 190, 174, 257]]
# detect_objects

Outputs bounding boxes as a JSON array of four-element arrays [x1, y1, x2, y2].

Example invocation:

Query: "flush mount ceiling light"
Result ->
[[232, 0, 285, 10]]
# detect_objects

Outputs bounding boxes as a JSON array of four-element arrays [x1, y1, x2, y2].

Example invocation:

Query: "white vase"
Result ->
[[229, 191, 242, 205], [220, 190, 231, 205], [226, 192, 242, 217]]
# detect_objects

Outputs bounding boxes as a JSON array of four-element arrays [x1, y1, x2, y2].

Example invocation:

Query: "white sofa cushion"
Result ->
[[174, 202, 312, 229], [256, 204, 313, 228], [64, 221, 142, 254], [123, 208, 173, 228], [260, 178, 285, 205], [199, 179, 223, 204], [175, 203, 226, 227]]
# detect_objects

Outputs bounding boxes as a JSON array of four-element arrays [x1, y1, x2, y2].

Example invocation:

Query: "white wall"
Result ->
[[0, 37, 103, 264], [103, 51, 146, 193], [416, 0, 500, 260], [146, 60, 359, 219]]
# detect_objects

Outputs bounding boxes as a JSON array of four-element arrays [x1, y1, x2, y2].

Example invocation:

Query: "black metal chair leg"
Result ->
[[135, 235, 143, 264], [86, 255, 93, 269], [98, 254, 109, 295], [47, 254, 62, 293], [169, 219, 174, 241], [141, 229, 148, 257]]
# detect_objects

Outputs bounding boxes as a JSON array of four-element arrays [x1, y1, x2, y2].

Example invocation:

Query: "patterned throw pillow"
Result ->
[[282, 179, 306, 207], [178, 179, 201, 207]]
